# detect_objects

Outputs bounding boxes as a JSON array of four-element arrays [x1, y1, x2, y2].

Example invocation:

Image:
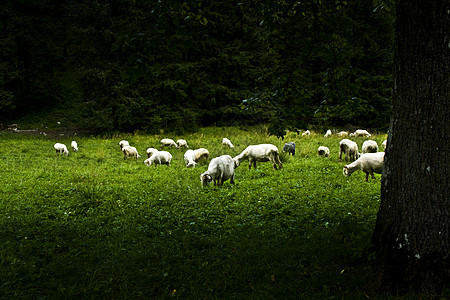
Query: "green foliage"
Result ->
[[0, 128, 392, 298], [1, 0, 393, 132]]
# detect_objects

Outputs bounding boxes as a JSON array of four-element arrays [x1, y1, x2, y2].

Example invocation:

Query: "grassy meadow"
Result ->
[[0, 127, 388, 298]]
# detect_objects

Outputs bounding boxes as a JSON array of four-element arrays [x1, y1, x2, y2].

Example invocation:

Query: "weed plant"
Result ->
[[0, 127, 388, 298]]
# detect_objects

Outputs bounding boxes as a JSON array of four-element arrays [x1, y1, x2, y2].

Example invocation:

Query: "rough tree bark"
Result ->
[[371, 0, 450, 295]]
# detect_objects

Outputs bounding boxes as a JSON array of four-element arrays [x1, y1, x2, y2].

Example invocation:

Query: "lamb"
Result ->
[[184, 148, 210, 168], [339, 139, 359, 162], [184, 150, 197, 168], [382, 140, 387, 150], [119, 140, 130, 150], [144, 151, 172, 166], [222, 137, 234, 148], [233, 144, 283, 170], [318, 146, 330, 157], [350, 129, 371, 137], [337, 131, 348, 137], [343, 152, 385, 182], [200, 155, 235, 186], [146, 147, 159, 158], [54, 143, 69, 156], [282, 142, 296, 156], [324, 130, 332, 138], [71, 141, 78, 152], [122, 145, 140, 159], [160, 138, 178, 149], [361, 140, 378, 154], [176, 139, 189, 149], [302, 130, 311, 136]]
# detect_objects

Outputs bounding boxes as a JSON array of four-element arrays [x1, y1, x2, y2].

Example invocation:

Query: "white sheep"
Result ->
[[302, 130, 311, 137], [351, 129, 371, 137], [176, 139, 189, 148], [184, 150, 197, 168], [343, 152, 385, 182], [54, 143, 69, 156], [361, 140, 378, 154], [324, 130, 332, 138], [146, 147, 159, 158], [222, 137, 234, 148], [318, 146, 330, 157], [119, 140, 130, 150], [160, 138, 178, 149], [144, 151, 172, 166], [233, 144, 283, 170], [382, 140, 387, 150], [193, 148, 210, 163], [282, 142, 296, 156], [337, 131, 348, 137], [200, 155, 235, 186], [71, 141, 78, 152], [122, 146, 140, 159], [184, 148, 210, 168], [339, 139, 359, 162]]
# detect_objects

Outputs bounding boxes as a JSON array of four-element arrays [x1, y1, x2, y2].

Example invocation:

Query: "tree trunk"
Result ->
[[371, 0, 450, 295]]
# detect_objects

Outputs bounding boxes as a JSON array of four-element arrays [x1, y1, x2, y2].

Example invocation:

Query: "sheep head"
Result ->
[[200, 173, 213, 186], [343, 166, 350, 177]]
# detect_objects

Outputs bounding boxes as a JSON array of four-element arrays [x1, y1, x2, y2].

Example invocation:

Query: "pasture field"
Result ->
[[0, 127, 388, 298]]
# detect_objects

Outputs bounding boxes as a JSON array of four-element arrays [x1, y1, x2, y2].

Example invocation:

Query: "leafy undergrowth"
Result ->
[[0, 127, 389, 298]]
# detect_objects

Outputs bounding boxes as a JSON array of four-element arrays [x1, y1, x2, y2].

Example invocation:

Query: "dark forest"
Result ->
[[0, 0, 394, 133]]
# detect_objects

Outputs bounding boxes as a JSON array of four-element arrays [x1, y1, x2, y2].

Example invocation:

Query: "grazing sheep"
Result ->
[[222, 137, 234, 148], [176, 139, 189, 149], [339, 139, 359, 162], [122, 146, 140, 159], [282, 142, 296, 156], [184, 148, 210, 168], [302, 130, 311, 137], [54, 143, 69, 156], [234, 144, 283, 170], [119, 140, 130, 150], [194, 148, 210, 163], [337, 131, 348, 137], [200, 155, 235, 186], [184, 149, 197, 168], [382, 140, 387, 150], [343, 152, 385, 182], [144, 151, 172, 166], [351, 129, 371, 137], [318, 146, 330, 157], [161, 138, 178, 149], [324, 130, 332, 138], [362, 140, 378, 154], [71, 141, 78, 152], [146, 147, 159, 158]]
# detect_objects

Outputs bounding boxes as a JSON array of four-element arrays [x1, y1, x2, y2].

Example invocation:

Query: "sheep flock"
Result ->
[[51, 128, 387, 184]]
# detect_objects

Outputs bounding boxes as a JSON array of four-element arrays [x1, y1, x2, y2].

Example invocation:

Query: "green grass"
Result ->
[[0, 127, 388, 298]]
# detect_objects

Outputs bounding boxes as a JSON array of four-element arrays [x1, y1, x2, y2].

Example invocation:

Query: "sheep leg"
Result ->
[[365, 172, 369, 182], [271, 158, 277, 170], [248, 159, 253, 170], [218, 171, 224, 185], [275, 155, 283, 169], [230, 174, 235, 185]]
